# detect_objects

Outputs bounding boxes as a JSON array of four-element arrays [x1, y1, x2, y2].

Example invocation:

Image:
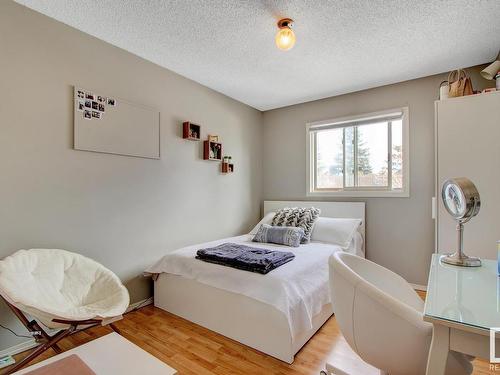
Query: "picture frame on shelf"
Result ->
[[208, 134, 219, 142], [204, 140, 222, 161]]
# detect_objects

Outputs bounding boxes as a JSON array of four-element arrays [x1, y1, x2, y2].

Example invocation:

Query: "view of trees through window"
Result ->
[[315, 119, 403, 191]]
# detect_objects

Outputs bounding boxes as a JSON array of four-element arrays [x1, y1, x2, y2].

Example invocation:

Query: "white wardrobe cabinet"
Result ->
[[435, 91, 500, 260]]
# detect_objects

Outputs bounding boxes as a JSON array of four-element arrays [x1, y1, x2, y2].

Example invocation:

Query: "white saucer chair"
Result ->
[[326, 252, 472, 375], [0, 249, 130, 374]]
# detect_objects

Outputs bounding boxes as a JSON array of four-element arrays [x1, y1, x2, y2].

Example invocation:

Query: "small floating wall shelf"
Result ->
[[182, 122, 201, 141], [221, 162, 234, 174], [203, 140, 222, 161]]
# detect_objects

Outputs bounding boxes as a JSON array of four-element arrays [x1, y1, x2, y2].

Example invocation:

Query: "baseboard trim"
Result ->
[[0, 297, 153, 358], [126, 297, 153, 313], [410, 283, 427, 291], [0, 339, 37, 359]]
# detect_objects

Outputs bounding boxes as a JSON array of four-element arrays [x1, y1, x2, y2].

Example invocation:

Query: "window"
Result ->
[[306, 108, 409, 197]]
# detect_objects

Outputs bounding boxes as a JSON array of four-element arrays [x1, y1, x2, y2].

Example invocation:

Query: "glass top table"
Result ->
[[424, 253, 500, 331]]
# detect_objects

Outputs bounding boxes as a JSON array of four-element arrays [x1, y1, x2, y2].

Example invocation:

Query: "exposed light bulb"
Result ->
[[275, 18, 295, 51]]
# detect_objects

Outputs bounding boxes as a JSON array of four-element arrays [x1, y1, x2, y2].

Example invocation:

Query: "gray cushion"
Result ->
[[271, 207, 321, 243], [252, 224, 304, 247]]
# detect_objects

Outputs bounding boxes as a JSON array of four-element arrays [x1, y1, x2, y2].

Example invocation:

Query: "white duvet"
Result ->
[[146, 234, 357, 338]]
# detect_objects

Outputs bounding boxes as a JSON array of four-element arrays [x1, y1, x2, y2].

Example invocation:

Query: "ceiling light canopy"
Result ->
[[275, 18, 295, 51]]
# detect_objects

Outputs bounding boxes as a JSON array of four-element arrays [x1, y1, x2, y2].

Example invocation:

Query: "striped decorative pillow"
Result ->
[[271, 207, 321, 243], [252, 224, 304, 247]]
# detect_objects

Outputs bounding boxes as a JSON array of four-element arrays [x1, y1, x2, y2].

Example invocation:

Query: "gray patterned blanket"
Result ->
[[196, 243, 295, 274]]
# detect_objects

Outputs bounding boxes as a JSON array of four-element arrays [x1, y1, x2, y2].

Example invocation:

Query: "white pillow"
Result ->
[[310, 217, 362, 249], [249, 212, 276, 235]]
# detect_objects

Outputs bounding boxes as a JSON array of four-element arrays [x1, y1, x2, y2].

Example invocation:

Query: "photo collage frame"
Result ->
[[75, 88, 116, 121]]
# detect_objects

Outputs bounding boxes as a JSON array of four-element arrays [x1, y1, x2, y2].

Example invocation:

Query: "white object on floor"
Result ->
[[424, 254, 500, 375], [14, 333, 176, 375], [320, 350, 380, 375], [0, 249, 130, 329], [328, 252, 473, 375]]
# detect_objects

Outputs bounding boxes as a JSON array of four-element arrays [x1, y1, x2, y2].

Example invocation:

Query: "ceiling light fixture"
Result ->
[[275, 18, 296, 51]]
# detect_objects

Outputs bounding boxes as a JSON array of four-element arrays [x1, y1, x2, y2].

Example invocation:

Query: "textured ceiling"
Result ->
[[14, 0, 500, 110]]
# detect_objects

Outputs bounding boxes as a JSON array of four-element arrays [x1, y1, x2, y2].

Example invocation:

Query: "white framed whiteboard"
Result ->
[[73, 86, 160, 159]]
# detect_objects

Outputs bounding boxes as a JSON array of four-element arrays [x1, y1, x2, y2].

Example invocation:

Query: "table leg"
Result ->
[[426, 324, 450, 375]]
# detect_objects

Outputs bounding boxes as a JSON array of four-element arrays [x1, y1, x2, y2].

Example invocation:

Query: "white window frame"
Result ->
[[306, 107, 410, 198]]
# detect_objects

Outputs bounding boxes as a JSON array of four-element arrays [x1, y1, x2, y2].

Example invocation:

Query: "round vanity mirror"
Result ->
[[440, 177, 481, 267], [442, 178, 480, 220]]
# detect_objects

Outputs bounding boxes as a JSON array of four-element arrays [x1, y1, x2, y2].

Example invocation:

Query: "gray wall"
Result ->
[[262, 66, 490, 286], [0, 1, 263, 351]]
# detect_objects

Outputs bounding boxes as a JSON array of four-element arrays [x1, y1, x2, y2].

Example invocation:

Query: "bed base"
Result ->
[[1, 297, 121, 374], [154, 273, 333, 363]]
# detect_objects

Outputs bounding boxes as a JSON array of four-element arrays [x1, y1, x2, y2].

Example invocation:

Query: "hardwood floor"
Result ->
[[8, 299, 496, 374]]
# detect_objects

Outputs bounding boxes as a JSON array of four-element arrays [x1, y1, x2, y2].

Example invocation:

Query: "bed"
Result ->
[[147, 201, 365, 363]]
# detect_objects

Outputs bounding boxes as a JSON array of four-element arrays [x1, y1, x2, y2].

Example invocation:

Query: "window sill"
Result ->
[[307, 189, 410, 198]]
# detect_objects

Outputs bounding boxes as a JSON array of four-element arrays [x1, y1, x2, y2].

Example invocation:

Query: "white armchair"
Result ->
[[0, 249, 130, 374], [326, 252, 472, 375]]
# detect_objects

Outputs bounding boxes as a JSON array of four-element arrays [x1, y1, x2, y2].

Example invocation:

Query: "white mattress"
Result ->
[[146, 234, 362, 338]]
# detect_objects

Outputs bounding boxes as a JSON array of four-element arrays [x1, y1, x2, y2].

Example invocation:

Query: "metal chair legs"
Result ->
[[109, 322, 122, 335], [3, 326, 76, 374], [1, 297, 104, 374]]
